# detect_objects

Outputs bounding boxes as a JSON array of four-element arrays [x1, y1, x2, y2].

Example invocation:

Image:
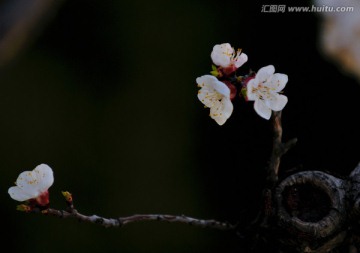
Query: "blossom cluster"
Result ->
[[7, 44, 290, 210], [197, 43, 288, 124]]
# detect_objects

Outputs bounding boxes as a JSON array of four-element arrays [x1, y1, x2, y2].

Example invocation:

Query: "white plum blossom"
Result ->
[[211, 43, 248, 69], [8, 164, 54, 205], [246, 65, 288, 120], [197, 75, 233, 125]]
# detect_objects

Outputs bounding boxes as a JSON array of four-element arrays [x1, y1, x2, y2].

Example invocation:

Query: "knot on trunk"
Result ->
[[274, 170, 349, 252]]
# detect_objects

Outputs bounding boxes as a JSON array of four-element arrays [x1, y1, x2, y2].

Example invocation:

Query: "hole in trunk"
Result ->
[[282, 184, 332, 222]]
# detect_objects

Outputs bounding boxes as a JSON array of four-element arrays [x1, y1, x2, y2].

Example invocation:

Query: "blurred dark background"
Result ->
[[0, 0, 359, 252]]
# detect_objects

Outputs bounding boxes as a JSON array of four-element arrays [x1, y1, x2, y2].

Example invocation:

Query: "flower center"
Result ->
[[206, 91, 223, 104], [252, 82, 274, 100], [220, 45, 232, 57]]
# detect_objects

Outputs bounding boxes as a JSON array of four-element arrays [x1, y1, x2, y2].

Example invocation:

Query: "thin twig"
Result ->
[[43, 208, 235, 230]]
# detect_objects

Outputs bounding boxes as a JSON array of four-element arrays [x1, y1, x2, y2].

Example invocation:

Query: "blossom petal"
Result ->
[[246, 79, 258, 101], [211, 43, 233, 67], [15, 170, 42, 197], [198, 89, 216, 108], [213, 80, 230, 97], [8, 186, 34, 201], [254, 99, 272, 120], [210, 98, 233, 125], [256, 65, 275, 82], [266, 94, 288, 111], [268, 73, 288, 92], [33, 164, 54, 192], [234, 53, 248, 68], [221, 97, 233, 118], [196, 75, 217, 88]]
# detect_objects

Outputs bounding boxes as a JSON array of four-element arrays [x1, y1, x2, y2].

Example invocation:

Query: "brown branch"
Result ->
[[250, 111, 297, 228], [267, 111, 297, 187], [43, 208, 235, 230], [25, 191, 235, 230]]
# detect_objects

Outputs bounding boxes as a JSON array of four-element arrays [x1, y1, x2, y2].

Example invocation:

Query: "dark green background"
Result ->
[[0, 0, 359, 252]]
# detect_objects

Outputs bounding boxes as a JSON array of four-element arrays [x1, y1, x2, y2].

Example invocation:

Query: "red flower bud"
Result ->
[[223, 81, 237, 100]]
